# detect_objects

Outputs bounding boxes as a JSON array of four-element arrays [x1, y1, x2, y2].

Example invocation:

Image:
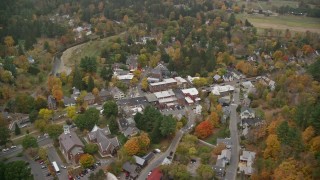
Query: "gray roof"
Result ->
[[88, 126, 119, 154], [122, 162, 137, 174], [117, 97, 149, 107], [214, 74, 221, 81], [173, 89, 185, 99], [217, 138, 232, 146], [143, 152, 155, 162], [145, 94, 158, 102], [63, 96, 76, 106], [84, 92, 95, 101], [99, 89, 110, 97], [240, 107, 255, 114], [59, 131, 84, 152], [109, 87, 124, 96], [242, 118, 263, 126], [123, 126, 139, 137], [133, 155, 145, 166], [88, 125, 111, 140]]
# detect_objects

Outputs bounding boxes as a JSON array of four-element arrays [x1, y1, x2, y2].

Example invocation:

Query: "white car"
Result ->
[[60, 165, 67, 169], [10, 145, 17, 149], [148, 171, 152, 176]]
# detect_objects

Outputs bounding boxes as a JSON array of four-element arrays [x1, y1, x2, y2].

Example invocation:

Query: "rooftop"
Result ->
[[149, 78, 177, 86], [154, 89, 175, 99], [182, 88, 199, 96]]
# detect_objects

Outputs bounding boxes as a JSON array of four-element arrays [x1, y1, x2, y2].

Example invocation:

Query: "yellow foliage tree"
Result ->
[[302, 126, 315, 144], [141, 77, 148, 91], [310, 136, 320, 153], [124, 138, 140, 155], [208, 111, 220, 128], [273, 158, 304, 180], [79, 154, 95, 168], [38, 108, 53, 120], [264, 134, 281, 159]]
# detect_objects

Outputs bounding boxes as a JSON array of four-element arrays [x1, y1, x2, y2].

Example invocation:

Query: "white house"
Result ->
[[240, 107, 255, 120], [238, 151, 256, 175]]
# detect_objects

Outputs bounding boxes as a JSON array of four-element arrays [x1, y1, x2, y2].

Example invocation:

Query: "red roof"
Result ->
[[147, 168, 162, 180]]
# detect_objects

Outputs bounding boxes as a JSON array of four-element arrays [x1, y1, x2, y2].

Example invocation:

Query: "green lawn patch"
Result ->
[[204, 124, 230, 145]]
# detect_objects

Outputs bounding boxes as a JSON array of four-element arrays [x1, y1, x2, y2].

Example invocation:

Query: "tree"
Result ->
[[197, 164, 214, 180], [302, 126, 315, 143], [130, 77, 139, 86], [38, 147, 47, 160], [4, 161, 33, 180], [0, 117, 10, 146], [14, 123, 21, 135], [124, 138, 140, 155], [89, 169, 106, 180], [308, 58, 320, 82], [66, 106, 77, 120], [195, 120, 214, 139], [29, 110, 38, 123], [80, 56, 97, 73], [228, 13, 236, 27], [141, 77, 148, 91], [79, 154, 95, 168], [84, 143, 98, 155], [22, 135, 38, 149], [38, 108, 53, 120], [212, 143, 226, 156], [34, 97, 48, 110], [208, 111, 220, 128], [75, 108, 99, 131], [310, 136, 320, 153], [161, 162, 191, 180], [46, 124, 63, 140], [108, 116, 119, 134], [103, 101, 118, 118], [73, 65, 83, 90], [273, 158, 303, 180], [15, 94, 35, 114], [263, 134, 280, 159], [100, 66, 113, 82], [160, 116, 177, 136], [87, 76, 94, 92]]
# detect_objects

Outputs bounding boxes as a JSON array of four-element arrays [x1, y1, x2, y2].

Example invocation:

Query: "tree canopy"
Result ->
[[75, 108, 99, 131]]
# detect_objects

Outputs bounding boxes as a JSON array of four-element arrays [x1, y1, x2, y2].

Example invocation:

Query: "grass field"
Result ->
[[59, 32, 126, 73], [237, 0, 300, 9], [237, 13, 320, 33]]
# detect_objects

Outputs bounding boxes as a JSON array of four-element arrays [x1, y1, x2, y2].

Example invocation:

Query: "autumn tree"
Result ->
[[38, 147, 48, 160], [263, 134, 281, 159], [212, 143, 226, 156], [123, 138, 140, 155], [273, 158, 304, 180], [310, 136, 320, 153], [195, 120, 214, 139], [79, 154, 95, 168], [66, 106, 77, 120], [38, 108, 53, 120], [302, 126, 315, 144], [197, 164, 215, 180], [208, 111, 220, 128], [141, 77, 148, 91]]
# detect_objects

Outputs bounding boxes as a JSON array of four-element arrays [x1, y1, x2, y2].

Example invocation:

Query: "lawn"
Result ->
[[204, 124, 230, 145], [237, 13, 320, 33], [237, 0, 299, 9], [60, 32, 126, 69]]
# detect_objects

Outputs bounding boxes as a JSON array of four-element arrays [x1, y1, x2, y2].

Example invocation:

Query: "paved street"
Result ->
[[225, 88, 240, 180], [47, 146, 68, 180], [138, 130, 184, 180]]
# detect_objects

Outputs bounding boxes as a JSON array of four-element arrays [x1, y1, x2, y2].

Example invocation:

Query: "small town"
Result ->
[[0, 0, 320, 180]]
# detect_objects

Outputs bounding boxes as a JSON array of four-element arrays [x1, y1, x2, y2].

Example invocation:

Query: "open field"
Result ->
[[237, 13, 320, 33], [237, 0, 299, 9], [59, 32, 126, 74]]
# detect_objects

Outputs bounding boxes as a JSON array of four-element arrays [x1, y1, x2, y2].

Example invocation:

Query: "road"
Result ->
[[47, 146, 68, 180], [138, 130, 184, 180], [225, 88, 240, 180]]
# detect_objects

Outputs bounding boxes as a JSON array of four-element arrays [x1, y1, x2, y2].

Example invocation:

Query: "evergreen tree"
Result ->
[[87, 76, 94, 92], [14, 123, 21, 135], [108, 116, 118, 134], [228, 13, 236, 27], [73, 65, 82, 90]]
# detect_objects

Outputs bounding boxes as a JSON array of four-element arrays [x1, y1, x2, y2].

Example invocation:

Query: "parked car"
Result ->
[[46, 173, 51, 177], [153, 149, 161, 153], [61, 165, 67, 169], [34, 156, 40, 161], [10, 145, 17, 149], [41, 165, 46, 169], [169, 151, 173, 156], [148, 171, 152, 176]]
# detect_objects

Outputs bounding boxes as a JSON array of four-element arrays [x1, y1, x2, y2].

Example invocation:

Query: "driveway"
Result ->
[[47, 146, 68, 180], [225, 88, 240, 180], [138, 130, 184, 180]]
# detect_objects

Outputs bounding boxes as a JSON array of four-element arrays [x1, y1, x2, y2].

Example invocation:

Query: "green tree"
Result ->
[[0, 116, 10, 146], [22, 135, 38, 149], [75, 108, 99, 131], [73, 65, 83, 90], [103, 100, 118, 118], [15, 94, 35, 113], [308, 58, 320, 82], [89, 169, 106, 180], [160, 116, 177, 137], [108, 115, 119, 134], [46, 124, 63, 140], [4, 161, 33, 180], [161, 162, 191, 180], [87, 76, 94, 92], [228, 13, 236, 27], [29, 110, 38, 123], [38, 147, 48, 160], [100, 66, 113, 82], [80, 56, 97, 73], [14, 123, 21, 135], [197, 164, 215, 180], [84, 143, 98, 155]]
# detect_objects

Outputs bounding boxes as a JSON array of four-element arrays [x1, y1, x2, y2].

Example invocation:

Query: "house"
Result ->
[[47, 95, 57, 110], [182, 88, 200, 102], [213, 149, 231, 176], [213, 74, 221, 82], [59, 126, 84, 164], [194, 104, 202, 115], [173, 89, 186, 106], [222, 73, 233, 82], [117, 97, 148, 116], [98, 89, 111, 102], [122, 162, 138, 179], [241, 81, 254, 89], [110, 87, 125, 100], [145, 93, 158, 105], [147, 168, 163, 180], [149, 78, 177, 92], [154, 89, 177, 108], [174, 77, 188, 88], [154, 63, 170, 77], [149, 69, 162, 81], [211, 85, 235, 96], [217, 138, 232, 146], [119, 118, 140, 137], [242, 117, 264, 127], [240, 107, 255, 120], [63, 96, 76, 107], [126, 55, 138, 71], [87, 125, 120, 157], [219, 96, 231, 106], [84, 93, 95, 105], [238, 151, 256, 175], [133, 155, 146, 167]]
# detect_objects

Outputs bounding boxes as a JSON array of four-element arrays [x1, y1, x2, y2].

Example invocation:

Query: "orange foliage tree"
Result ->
[[124, 133, 151, 155], [195, 120, 214, 139], [79, 153, 95, 168], [273, 158, 304, 180], [302, 126, 315, 144], [208, 111, 220, 128]]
